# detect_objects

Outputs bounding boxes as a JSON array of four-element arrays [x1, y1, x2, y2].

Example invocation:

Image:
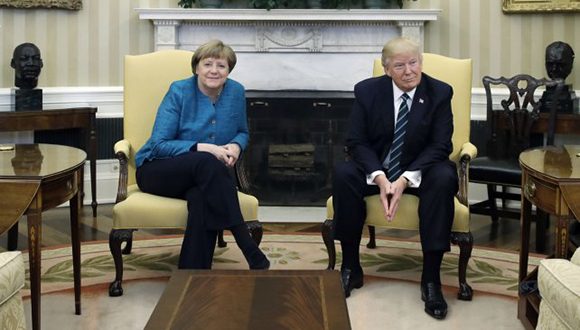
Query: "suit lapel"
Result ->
[[405, 80, 429, 144], [377, 77, 395, 161]]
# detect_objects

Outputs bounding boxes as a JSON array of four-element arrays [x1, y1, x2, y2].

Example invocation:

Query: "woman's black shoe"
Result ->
[[341, 267, 364, 298]]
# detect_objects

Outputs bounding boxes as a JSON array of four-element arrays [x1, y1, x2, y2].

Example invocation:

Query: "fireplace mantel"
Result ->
[[138, 8, 440, 91]]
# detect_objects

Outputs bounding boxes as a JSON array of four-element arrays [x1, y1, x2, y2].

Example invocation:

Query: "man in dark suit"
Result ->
[[333, 37, 457, 320]]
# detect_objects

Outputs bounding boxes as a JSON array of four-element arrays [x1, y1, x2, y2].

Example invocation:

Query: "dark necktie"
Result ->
[[386, 93, 410, 181]]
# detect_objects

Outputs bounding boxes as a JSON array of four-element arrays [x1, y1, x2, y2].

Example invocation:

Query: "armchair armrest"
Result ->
[[114, 139, 131, 158], [460, 142, 478, 161], [113, 139, 131, 203], [572, 247, 580, 266], [457, 142, 478, 206]]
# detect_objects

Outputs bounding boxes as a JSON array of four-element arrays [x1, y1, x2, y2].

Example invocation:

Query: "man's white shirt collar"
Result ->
[[392, 81, 417, 103]]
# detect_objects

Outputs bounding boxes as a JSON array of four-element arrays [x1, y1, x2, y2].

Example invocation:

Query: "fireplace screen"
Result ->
[[243, 92, 353, 206]]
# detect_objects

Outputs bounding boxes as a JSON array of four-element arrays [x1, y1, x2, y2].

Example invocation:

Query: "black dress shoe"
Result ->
[[421, 282, 448, 320], [341, 267, 364, 298]]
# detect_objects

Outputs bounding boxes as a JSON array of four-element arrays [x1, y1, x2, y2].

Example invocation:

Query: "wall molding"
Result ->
[[0, 86, 506, 120]]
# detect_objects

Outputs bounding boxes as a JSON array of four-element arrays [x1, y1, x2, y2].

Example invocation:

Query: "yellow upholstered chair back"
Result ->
[[373, 53, 473, 163], [123, 50, 194, 186]]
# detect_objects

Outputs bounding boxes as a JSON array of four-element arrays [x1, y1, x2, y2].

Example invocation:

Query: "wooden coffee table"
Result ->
[[145, 269, 351, 330]]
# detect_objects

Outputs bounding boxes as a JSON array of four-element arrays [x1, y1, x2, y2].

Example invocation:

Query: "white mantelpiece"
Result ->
[[138, 8, 440, 91]]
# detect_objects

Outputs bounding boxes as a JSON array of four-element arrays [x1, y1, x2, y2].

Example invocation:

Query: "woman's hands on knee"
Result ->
[[197, 143, 241, 167]]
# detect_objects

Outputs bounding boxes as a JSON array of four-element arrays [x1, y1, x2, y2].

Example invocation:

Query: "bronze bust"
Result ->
[[11, 43, 44, 90], [540, 41, 577, 114], [545, 41, 574, 81], [10, 43, 44, 111]]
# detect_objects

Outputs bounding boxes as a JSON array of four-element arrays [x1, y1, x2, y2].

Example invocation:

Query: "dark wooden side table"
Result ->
[[146, 269, 351, 330], [518, 145, 580, 329], [0, 144, 86, 330], [0, 107, 98, 217]]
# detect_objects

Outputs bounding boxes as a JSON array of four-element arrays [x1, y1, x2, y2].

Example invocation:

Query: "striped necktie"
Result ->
[[386, 93, 410, 181]]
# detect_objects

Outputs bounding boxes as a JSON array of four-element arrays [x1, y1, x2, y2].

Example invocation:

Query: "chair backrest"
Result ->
[[124, 50, 194, 185], [482, 74, 552, 159], [373, 53, 473, 163]]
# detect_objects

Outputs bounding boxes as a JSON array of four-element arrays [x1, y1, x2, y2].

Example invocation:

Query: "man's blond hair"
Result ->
[[381, 37, 422, 67]]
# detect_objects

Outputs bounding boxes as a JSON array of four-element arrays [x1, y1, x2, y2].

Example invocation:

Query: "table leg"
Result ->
[[70, 191, 82, 315], [555, 215, 570, 258], [89, 115, 98, 218], [519, 197, 532, 283], [27, 202, 42, 330]]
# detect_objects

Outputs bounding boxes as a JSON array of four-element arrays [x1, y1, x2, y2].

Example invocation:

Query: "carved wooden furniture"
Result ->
[[109, 50, 262, 297], [518, 145, 580, 329], [469, 75, 555, 225], [0, 107, 98, 218], [145, 270, 350, 329], [321, 53, 477, 300], [0, 143, 85, 330]]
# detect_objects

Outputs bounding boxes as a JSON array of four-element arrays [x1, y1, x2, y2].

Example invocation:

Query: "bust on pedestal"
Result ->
[[10, 43, 44, 111], [539, 41, 577, 114]]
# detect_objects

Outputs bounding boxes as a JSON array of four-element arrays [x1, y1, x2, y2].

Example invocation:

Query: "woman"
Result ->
[[135, 40, 269, 270]]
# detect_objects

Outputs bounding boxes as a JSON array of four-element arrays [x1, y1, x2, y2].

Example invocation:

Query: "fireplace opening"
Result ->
[[243, 91, 353, 206]]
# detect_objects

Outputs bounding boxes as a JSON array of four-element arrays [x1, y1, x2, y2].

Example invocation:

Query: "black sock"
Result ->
[[422, 251, 444, 285], [230, 224, 268, 268]]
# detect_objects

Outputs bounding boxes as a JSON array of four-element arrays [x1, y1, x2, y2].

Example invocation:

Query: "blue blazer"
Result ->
[[136, 76, 249, 167], [346, 73, 454, 175]]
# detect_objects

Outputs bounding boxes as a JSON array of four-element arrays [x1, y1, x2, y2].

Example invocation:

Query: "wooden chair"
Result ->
[[321, 53, 477, 300], [469, 75, 555, 225], [108, 50, 262, 297]]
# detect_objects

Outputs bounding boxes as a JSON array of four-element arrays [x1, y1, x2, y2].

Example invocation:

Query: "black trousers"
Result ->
[[136, 151, 245, 269], [332, 160, 458, 257]]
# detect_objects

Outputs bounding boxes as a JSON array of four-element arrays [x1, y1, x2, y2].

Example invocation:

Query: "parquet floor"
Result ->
[[0, 203, 557, 255]]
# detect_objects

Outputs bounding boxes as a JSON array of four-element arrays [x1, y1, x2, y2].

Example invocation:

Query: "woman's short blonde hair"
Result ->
[[191, 39, 237, 74], [381, 37, 422, 67]]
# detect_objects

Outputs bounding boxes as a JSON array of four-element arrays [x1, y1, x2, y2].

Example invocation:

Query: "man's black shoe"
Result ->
[[421, 282, 448, 320], [341, 267, 364, 298]]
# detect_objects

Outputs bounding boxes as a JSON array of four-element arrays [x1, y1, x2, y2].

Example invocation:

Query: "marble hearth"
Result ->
[[138, 8, 440, 91]]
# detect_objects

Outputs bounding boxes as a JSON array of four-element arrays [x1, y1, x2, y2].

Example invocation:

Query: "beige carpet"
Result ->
[[23, 234, 542, 298], [21, 234, 540, 329]]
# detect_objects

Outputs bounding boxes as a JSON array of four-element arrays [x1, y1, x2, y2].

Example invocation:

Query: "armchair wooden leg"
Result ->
[[487, 184, 499, 223], [367, 225, 376, 249], [451, 231, 474, 301], [246, 221, 263, 246], [109, 229, 134, 297], [217, 230, 227, 248], [121, 229, 135, 255], [321, 219, 336, 270]]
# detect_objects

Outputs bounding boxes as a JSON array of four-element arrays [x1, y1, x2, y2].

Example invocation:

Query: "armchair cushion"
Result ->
[[0, 251, 26, 330], [326, 195, 469, 233], [113, 185, 259, 229], [537, 249, 580, 330]]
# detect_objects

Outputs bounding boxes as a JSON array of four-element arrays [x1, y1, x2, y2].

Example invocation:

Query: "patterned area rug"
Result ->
[[22, 234, 543, 298]]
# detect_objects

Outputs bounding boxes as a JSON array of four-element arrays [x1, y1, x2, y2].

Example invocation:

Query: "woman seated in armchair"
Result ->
[[135, 39, 270, 270]]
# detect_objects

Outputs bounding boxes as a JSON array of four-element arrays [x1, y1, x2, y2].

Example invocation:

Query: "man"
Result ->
[[11, 42, 44, 89], [332, 37, 457, 320]]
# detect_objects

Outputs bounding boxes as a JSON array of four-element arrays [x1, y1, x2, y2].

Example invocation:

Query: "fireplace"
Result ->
[[244, 91, 352, 206], [139, 8, 439, 205]]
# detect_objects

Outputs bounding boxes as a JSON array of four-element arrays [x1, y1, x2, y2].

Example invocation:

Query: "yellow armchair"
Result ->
[[321, 53, 477, 300], [109, 50, 262, 297]]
